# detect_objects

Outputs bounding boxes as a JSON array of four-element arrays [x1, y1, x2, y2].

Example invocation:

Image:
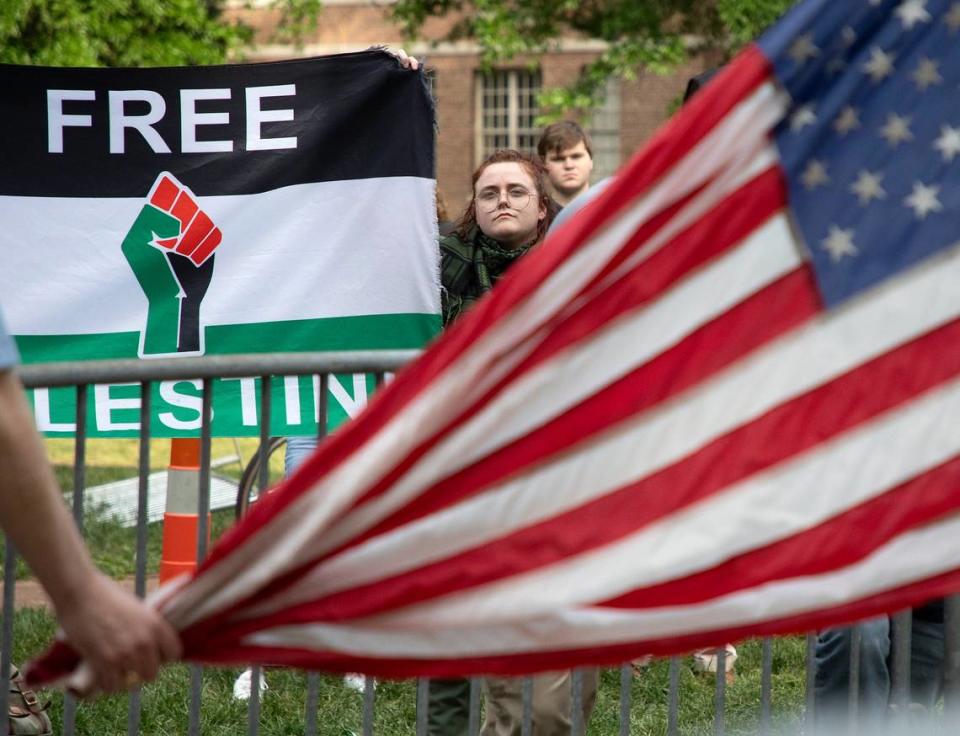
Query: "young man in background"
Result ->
[[536, 122, 594, 209]]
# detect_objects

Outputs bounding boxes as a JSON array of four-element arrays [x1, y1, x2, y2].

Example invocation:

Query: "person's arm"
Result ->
[[0, 369, 180, 693]]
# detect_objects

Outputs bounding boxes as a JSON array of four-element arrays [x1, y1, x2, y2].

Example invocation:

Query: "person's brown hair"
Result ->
[[454, 149, 553, 244], [536, 120, 593, 159]]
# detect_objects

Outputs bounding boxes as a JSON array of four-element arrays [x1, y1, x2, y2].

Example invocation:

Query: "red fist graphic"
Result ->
[[148, 174, 223, 266]]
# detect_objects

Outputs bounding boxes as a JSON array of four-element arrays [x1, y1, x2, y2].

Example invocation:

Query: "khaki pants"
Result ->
[[480, 670, 599, 736]]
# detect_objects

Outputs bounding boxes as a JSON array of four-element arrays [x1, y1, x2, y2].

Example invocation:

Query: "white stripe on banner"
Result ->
[[237, 228, 960, 619], [0, 176, 439, 335], [245, 510, 960, 658]]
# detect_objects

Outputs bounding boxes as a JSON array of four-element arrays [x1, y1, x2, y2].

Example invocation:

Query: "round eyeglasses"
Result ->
[[475, 186, 534, 213]]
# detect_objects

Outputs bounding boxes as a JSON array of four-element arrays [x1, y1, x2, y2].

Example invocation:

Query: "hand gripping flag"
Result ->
[[28, 0, 960, 687]]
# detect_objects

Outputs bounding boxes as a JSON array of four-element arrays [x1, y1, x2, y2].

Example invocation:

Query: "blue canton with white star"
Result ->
[[758, 0, 960, 307]]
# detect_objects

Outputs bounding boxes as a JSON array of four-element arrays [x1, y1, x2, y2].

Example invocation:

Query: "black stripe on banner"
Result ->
[[0, 50, 434, 197]]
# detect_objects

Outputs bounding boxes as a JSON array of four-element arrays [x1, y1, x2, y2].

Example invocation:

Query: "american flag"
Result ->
[[29, 0, 960, 686]]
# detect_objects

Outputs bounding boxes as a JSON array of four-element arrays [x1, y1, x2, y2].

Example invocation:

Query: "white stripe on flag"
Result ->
[[165, 81, 790, 627], [383, 368, 960, 624], [245, 509, 960, 658], [240, 237, 960, 617], [247, 209, 800, 595]]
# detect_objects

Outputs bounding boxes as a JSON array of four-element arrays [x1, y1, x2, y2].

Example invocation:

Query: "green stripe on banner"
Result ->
[[15, 314, 440, 364], [18, 314, 439, 438]]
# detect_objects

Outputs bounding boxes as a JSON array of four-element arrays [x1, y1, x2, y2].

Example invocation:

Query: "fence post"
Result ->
[[944, 595, 960, 722]]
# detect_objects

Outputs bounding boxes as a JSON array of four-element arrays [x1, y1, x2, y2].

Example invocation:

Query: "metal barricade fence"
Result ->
[[3, 352, 960, 735]]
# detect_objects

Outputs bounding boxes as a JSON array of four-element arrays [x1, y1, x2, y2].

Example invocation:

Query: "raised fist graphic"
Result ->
[[122, 173, 223, 357]]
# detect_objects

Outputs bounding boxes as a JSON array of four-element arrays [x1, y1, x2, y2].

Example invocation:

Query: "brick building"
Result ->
[[228, 0, 717, 210]]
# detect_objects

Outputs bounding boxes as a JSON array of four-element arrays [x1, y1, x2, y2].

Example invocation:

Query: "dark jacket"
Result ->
[[439, 228, 534, 325]]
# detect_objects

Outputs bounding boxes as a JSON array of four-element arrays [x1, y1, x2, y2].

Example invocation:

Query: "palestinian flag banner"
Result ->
[[0, 51, 439, 437]]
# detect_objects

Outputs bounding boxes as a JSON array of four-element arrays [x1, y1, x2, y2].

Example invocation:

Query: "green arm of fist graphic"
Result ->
[[122, 204, 183, 356]]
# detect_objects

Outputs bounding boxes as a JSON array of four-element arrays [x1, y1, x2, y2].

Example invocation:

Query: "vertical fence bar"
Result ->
[[416, 678, 429, 736], [619, 663, 632, 736], [521, 676, 533, 736], [245, 375, 272, 736], [667, 657, 680, 736], [63, 383, 87, 736], [188, 379, 214, 736], [304, 673, 321, 736], [890, 610, 912, 715], [188, 666, 203, 736], [127, 381, 152, 736], [0, 538, 16, 736], [571, 669, 584, 736], [362, 675, 375, 736], [304, 374, 328, 736], [246, 668, 263, 731], [760, 638, 773, 735], [714, 647, 726, 736], [944, 595, 960, 722], [804, 633, 817, 732], [847, 627, 861, 736], [197, 379, 212, 561], [468, 677, 482, 736]]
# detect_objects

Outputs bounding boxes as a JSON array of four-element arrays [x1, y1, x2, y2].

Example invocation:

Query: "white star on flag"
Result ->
[[911, 58, 942, 90], [790, 104, 817, 132], [801, 160, 830, 190], [904, 182, 942, 219], [880, 113, 913, 147], [934, 125, 960, 162], [896, 0, 931, 29], [863, 47, 895, 83], [850, 170, 886, 205], [833, 106, 860, 135], [788, 34, 820, 63], [821, 225, 858, 262], [841, 26, 857, 46], [947, 3, 960, 32]]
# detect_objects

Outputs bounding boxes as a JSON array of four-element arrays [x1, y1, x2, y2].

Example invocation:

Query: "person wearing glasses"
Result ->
[[428, 149, 598, 736]]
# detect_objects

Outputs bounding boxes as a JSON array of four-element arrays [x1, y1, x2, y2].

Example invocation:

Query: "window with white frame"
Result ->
[[475, 69, 542, 164], [586, 76, 621, 182]]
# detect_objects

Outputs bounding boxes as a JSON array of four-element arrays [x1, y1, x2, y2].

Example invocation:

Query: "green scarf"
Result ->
[[440, 228, 537, 325]]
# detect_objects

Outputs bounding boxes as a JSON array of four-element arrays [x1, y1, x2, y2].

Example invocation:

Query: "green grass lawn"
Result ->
[[1, 437, 285, 579], [1, 439, 811, 733]]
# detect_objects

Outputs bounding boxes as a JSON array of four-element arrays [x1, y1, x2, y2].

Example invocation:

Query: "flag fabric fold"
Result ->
[[29, 0, 960, 686]]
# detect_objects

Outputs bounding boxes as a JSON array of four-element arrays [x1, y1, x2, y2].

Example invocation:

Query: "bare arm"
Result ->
[[0, 370, 180, 693]]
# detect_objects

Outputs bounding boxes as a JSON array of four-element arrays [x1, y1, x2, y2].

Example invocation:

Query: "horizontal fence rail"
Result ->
[[16, 350, 420, 388], [3, 352, 959, 735]]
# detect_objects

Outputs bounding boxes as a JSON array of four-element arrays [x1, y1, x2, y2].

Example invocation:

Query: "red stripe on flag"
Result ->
[[193, 309, 960, 640], [345, 167, 787, 516], [178, 570, 960, 680], [195, 48, 776, 572], [343, 270, 812, 537], [191, 195, 797, 627], [30, 564, 960, 687], [601, 450, 960, 609]]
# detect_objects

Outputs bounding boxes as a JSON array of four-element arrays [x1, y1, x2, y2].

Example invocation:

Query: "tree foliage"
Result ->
[[0, 0, 795, 119], [0, 0, 250, 67], [393, 0, 795, 118]]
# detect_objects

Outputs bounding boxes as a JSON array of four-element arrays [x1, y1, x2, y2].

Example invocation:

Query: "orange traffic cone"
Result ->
[[159, 438, 210, 584]]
